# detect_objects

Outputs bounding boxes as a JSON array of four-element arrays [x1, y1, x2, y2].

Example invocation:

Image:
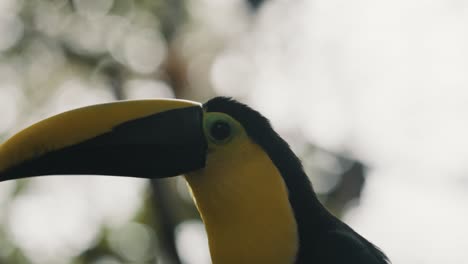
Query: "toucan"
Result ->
[[0, 97, 389, 264]]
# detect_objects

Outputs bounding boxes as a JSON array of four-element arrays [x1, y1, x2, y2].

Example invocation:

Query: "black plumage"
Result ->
[[204, 97, 389, 264]]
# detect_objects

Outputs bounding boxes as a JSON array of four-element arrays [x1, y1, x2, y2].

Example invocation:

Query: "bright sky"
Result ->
[[212, 0, 468, 263]]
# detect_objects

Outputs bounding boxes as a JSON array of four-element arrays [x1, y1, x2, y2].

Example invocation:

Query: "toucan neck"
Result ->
[[252, 133, 339, 261], [270, 152, 339, 262], [186, 142, 299, 264]]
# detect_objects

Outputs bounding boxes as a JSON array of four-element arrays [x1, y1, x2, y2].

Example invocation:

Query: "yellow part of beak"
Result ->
[[0, 99, 200, 173]]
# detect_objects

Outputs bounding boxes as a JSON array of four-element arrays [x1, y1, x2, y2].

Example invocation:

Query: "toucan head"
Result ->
[[0, 97, 299, 183], [0, 97, 304, 263]]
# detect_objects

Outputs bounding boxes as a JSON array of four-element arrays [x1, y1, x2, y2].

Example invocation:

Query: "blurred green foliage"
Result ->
[[0, 1, 361, 263]]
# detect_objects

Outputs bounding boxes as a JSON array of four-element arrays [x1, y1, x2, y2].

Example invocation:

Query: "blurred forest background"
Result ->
[[1, 0, 468, 263]]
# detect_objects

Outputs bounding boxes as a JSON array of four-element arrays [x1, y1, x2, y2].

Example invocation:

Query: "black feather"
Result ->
[[204, 97, 389, 264]]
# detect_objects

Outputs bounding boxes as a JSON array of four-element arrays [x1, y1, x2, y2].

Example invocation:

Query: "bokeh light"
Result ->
[[108, 222, 156, 262], [125, 79, 174, 99], [123, 28, 167, 74], [176, 220, 210, 264], [0, 0, 467, 263]]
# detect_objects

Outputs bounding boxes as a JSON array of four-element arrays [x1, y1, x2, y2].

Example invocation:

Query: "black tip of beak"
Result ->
[[0, 105, 207, 181]]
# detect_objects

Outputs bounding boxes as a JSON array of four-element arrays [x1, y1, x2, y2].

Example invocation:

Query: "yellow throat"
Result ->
[[186, 114, 299, 264]]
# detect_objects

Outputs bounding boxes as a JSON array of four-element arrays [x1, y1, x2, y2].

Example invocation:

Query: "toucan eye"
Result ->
[[209, 120, 231, 142], [204, 113, 237, 144]]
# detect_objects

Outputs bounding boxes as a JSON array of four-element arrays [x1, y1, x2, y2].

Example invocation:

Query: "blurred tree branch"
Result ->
[[247, 0, 267, 11], [325, 160, 366, 218]]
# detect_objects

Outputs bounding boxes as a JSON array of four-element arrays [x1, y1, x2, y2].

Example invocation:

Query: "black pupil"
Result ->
[[210, 121, 231, 141]]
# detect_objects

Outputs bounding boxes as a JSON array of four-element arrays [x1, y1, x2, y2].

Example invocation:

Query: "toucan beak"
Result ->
[[0, 99, 207, 181]]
